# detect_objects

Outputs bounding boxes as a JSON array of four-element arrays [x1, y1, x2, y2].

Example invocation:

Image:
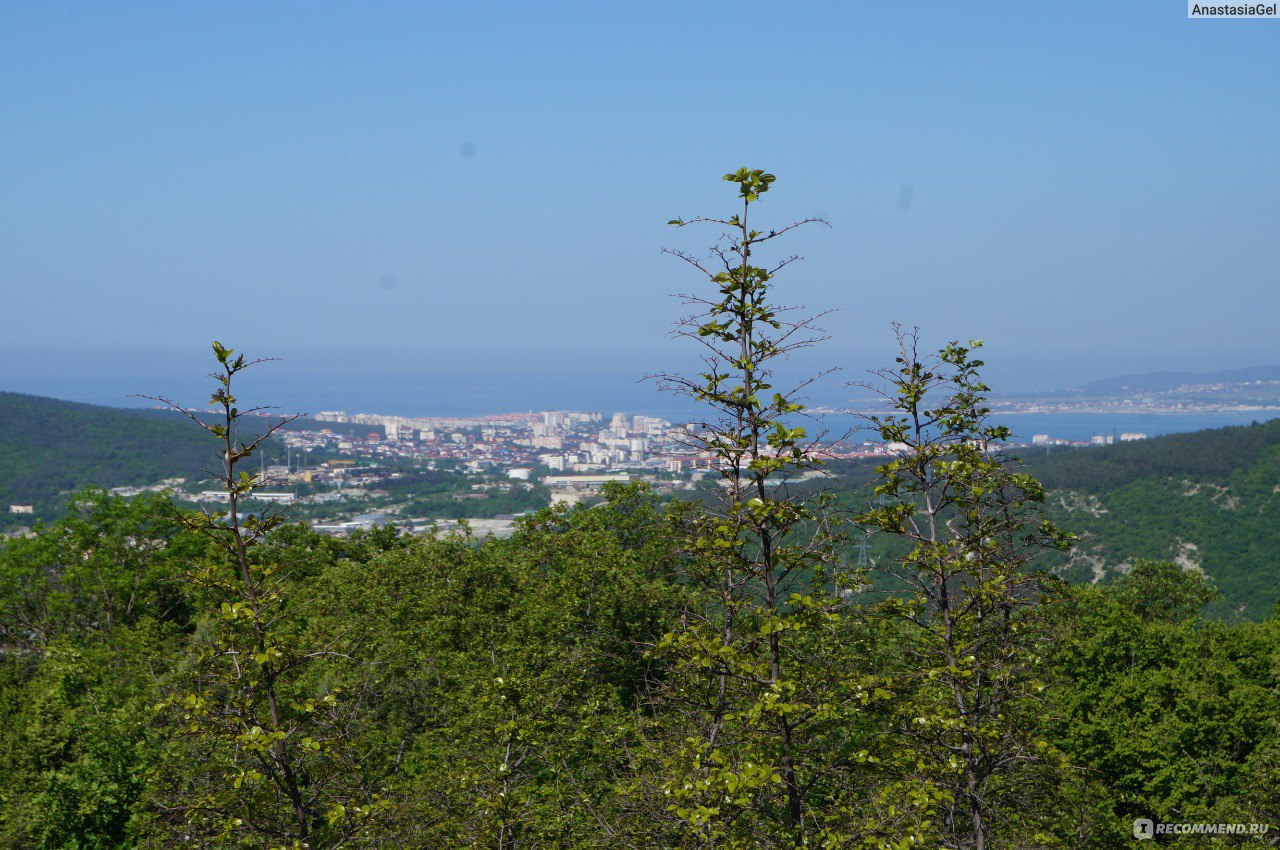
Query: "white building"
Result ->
[[251, 492, 297, 504]]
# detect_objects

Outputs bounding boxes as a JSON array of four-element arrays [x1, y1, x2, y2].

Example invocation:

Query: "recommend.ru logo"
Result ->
[[1134, 818, 1271, 839]]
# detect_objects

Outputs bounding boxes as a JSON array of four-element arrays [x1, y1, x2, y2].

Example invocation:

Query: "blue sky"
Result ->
[[1, 2, 1278, 408]]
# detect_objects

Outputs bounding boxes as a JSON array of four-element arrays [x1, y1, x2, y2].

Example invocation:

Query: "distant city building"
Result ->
[[1031, 434, 1051, 446], [633, 415, 669, 436], [666, 425, 695, 446], [250, 492, 297, 504], [1119, 432, 1148, 441], [8, 505, 33, 514], [543, 474, 635, 488], [386, 423, 415, 442]]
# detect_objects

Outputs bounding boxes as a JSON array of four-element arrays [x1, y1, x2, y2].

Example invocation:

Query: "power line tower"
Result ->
[[852, 532, 874, 568], [833, 531, 876, 601]]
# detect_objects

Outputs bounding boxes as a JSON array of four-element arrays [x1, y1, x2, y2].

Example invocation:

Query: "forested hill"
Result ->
[[0, 392, 216, 521], [0, 392, 376, 527], [1024, 418, 1280, 621]]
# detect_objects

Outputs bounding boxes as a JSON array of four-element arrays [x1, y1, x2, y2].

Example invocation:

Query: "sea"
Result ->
[[3, 357, 1276, 445], [813, 411, 1279, 444]]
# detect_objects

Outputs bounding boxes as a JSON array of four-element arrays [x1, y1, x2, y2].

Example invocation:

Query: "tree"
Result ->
[[1109, 558, 1219, 624], [0, 490, 193, 848], [144, 343, 387, 848], [855, 327, 1074, 849], [306, 482, 685, 847], [643, 169, 939, 848], [1045, 573, 1275, 846], [0, 489, 193, 654]]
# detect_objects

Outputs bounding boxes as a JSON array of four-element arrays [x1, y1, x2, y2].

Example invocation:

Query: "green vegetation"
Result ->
[[6, 482, 1280, 847], [143, 342, 386, 847], [0, 392, 213, 525], [2, 171, 1279, 847], [1044, 560, 1280, 845], [854, 330, 1073, 846], [0, 392, 381, 531], [814, 420, 1280, 622], [1025, 420, 1280, 620], [645, 168, 927, 845], [395, 471, 550, 520]]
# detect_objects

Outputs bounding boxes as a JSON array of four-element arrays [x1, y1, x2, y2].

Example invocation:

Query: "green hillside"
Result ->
[[0, 393, 386, 529], [0, 393, 216, 525], [826, 419, 1280, 622], [1025, 419, 1280, 621]]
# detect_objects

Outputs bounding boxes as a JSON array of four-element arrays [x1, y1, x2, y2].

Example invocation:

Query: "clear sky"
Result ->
[[2, 2, 1278, 409]]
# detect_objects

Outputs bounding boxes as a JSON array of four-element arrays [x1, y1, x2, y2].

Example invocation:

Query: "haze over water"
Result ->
[[6, 347, 1274, 445], [2, 4, 1278, 397]]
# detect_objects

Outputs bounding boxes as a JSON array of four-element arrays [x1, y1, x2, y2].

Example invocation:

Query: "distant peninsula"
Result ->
[[823, 365, 1280, 416]]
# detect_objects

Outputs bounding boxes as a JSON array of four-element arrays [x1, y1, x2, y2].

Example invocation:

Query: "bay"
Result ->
[[805, 411, 1280, 444], [4, 350, 1277, 442]]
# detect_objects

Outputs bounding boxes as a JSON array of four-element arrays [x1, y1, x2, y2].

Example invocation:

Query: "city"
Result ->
[[95, 405, 1149, 539]]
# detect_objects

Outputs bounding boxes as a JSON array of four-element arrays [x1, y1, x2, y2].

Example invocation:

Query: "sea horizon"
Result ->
[[5, 369, 1276, 446]]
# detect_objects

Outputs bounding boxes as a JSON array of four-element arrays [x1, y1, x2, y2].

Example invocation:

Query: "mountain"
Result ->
[[1024, 419, 1280, 621], [1071, 365, 1280, 395]]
